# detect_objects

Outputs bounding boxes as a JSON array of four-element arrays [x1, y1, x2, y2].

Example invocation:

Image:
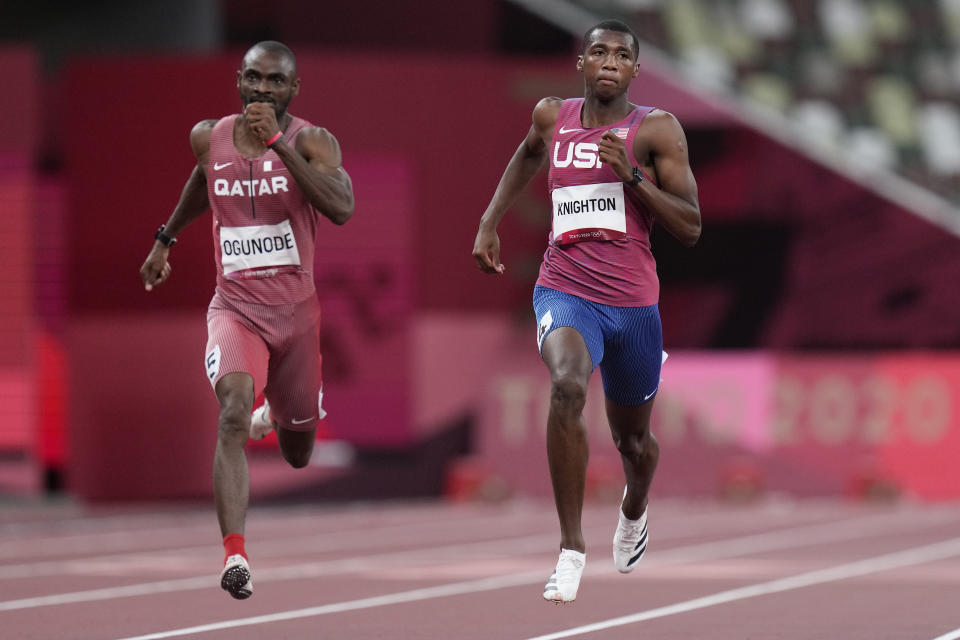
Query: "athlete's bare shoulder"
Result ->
[[297, 126, 339, 151], [192, 118, 218, 131], [634, 108, 688, 155], [189, 119, 217, 164], [533, 97, 562, 128], [534, 96, 563, 113], [638, 108, 684, 137], [532, 97, 563, 143], [295, 125, 344, 169]]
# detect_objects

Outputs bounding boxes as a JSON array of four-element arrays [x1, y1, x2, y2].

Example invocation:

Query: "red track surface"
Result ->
[[2, 497, 960, 639]]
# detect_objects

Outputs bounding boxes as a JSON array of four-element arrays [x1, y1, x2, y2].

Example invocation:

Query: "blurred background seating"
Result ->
[[568, 0, 960, 205], [2, 0, 960, 504]]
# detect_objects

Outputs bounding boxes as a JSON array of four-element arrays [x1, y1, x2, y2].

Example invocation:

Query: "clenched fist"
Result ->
[[244, 102, 279, 145]]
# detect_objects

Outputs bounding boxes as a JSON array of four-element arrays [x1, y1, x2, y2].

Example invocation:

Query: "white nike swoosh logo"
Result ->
[[643, 389, 658, 401], [558, 126, 583, 134], [291, 416, 316, 425], [213, 162, 233, 170]]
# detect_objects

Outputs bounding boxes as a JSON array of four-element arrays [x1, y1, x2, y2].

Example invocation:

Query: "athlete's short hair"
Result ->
[[246, 40, 297, 74], [582, 19, 640, 60]]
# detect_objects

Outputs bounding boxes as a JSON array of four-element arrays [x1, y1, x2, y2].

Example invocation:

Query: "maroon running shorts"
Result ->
[[204, 291, 323, 431]]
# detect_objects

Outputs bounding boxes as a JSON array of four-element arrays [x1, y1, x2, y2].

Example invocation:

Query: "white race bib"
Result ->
[[219, 219, 301, 275], [551, 182, 627, 245]]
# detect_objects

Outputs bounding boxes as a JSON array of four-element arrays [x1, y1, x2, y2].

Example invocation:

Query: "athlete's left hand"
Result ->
[[599, 131, 633, 182], [244, 102, 280, 145], [140, 246, 172, 291], [473, 225, 505, 275]]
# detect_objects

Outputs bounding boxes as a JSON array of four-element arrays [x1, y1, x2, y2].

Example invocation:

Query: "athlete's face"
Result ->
[[577, 30, 639, 98], [236, 49, 300, 120]]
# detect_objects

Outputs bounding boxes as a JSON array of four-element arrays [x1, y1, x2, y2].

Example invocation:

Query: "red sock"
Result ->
[[223, 533, 247, 562]]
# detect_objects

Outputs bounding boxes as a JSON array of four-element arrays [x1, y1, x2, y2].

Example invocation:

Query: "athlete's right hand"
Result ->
[[244, 102, 279, 144], [140, 247, 172, 291], [472, 226, 505, 275]]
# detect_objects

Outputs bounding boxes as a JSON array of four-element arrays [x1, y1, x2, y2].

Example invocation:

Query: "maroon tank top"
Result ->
[[536, 98, 660, 307], [206, 114, 320, 305]]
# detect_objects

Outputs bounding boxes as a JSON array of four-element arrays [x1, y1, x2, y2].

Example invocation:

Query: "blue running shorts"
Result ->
[[533, 285, 663, 406]]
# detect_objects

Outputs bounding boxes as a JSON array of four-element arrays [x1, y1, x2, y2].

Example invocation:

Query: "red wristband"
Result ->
[[265, 131, 283, 148]]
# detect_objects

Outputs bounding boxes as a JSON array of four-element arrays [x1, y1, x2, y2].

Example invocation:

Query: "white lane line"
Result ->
[[931, 628, 960, 640], [0, 531, 556, 612], [0, 502, 856, 581], [0, 500, 908, 565], [114, 536, 960, 640], [0, 499, 872, 560], [112, 570, 549, 640], [0, 501, 738, 563], [0, 510, 555, 580], [1, 508, 954, 611], [0, 524, 212, 560], [0, 506, 550, 561], [525, 537, 960, 640]]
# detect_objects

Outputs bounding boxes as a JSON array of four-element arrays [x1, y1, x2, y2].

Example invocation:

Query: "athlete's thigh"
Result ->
[[541, 328, 594, 387], [263, 297, 322, 432], [533, 285, 603, 375], [214, 372, 256, 413], [276, 425, 317, 457], [205, 296, 269, 397], [605, 394, 655, 442], [598, 304, 662, 407]]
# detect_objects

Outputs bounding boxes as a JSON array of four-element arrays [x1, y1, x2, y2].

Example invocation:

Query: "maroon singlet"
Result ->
[[536, 98, 660, 307], [206, 114, 320, 306]]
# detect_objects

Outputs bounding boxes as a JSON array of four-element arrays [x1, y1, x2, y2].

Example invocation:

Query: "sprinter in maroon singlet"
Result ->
[[139, 41, 354, 600], [473, 20, 700, 603]]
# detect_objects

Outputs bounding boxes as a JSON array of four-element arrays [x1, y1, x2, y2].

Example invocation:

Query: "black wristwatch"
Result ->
[[154, 224, 177, 248], [626, 166, 643, 187]]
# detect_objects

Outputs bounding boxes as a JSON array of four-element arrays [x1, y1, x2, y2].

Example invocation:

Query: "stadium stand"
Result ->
[[561, 0, 960, 206]]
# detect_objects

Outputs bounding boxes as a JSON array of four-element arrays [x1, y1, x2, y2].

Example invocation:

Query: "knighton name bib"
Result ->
[[551, 182, 627, 245], [219, 219, 301, 275]]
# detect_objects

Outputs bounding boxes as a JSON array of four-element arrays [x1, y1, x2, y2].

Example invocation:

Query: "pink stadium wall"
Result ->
[[0, 48, 41, 491], [56, 51, 960, 499]]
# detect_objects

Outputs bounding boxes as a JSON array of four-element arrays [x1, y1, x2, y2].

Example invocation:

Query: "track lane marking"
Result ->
[[5, 505, 953, 582], [525, 537, 960, 640], [113, 570, 549, 639], [1, 509, 953, 612], [112, 536, 960, 640], [0, 506, 555, 561]]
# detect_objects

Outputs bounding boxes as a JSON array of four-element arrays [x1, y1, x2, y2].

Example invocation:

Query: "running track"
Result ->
[[2, 498, 960, 639]]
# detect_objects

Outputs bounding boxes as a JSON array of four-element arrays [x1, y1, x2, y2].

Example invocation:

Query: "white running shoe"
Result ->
[[220, 554, 253, 599], [613, 491, 648, 573], [543, 549, 585, 603], [250, 401, 275, 441]]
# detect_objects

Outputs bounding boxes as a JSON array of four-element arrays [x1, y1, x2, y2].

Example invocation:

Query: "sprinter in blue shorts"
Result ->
[[473, 19, 701, 602]]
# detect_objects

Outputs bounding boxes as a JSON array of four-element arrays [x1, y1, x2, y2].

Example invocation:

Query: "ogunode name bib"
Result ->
[[219, 219, 301, 275]]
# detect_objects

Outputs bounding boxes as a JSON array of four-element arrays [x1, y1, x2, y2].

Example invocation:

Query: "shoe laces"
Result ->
[[617, 512, 646, 544], [620, 519, 644, 537], [556, 553, 584, 580], [225, 554, 247, 567]]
